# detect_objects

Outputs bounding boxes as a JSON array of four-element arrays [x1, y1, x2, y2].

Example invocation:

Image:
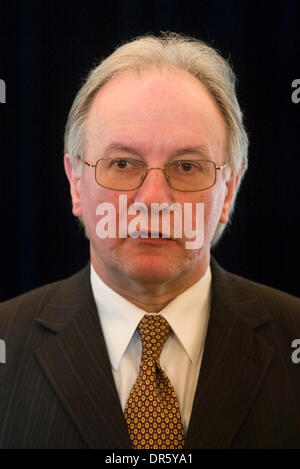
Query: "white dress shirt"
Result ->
[[90, 263, 211, 433]]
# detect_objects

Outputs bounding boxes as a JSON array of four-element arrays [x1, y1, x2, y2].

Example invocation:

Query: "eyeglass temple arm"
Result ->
[[216, 162, 230, 170], [80, 159, 97, 168]]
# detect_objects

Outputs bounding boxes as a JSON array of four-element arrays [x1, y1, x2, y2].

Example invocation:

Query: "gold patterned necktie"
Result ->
[[124, 314, 185, 449]]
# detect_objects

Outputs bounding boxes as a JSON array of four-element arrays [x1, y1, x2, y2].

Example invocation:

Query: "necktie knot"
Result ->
[[138, 315, 171, 362]]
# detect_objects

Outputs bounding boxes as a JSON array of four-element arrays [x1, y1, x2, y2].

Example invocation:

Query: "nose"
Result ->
[[134, 167, 174, 206]]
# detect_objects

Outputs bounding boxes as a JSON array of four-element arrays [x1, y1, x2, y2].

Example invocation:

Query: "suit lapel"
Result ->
[[35, 264, 131, 449], [185, 258, 274, 449]]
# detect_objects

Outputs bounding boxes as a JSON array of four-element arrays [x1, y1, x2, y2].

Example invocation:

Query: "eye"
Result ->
[[107, 158, 145, 175], [179, 162, 195, 172], [112, 158, 132, 169], [173, 161, 199, 172]]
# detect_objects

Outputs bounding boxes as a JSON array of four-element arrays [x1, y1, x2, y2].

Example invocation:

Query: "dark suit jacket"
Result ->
[[0, 258, 300, 449]]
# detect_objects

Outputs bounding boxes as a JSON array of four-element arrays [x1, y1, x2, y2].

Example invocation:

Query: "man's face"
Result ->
[[65, 67, 238, 290]]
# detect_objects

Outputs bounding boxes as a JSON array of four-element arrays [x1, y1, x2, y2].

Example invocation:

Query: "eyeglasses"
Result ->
[[80, 157, 229, 192]]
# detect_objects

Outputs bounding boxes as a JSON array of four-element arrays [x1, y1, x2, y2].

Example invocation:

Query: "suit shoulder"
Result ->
[[228, 269, 299, 299], [0, 268, 86, 330], [227, 269, 300, 327], [0, 278, 63, 325], [211, 257, 300, 330]]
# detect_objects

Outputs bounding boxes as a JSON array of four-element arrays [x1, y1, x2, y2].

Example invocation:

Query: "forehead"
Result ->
[[84, 67, 226, 157]]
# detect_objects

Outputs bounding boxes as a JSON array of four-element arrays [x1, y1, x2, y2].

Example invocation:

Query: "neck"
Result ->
[[91, 251, 210, 314]]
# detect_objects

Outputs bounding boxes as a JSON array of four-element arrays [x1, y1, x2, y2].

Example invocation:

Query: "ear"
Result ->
[[64, 154, 83, 218], [219, 170, 241, 224]]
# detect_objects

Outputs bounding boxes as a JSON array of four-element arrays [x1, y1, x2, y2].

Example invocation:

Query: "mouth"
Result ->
[[127, 230, 176, 241]]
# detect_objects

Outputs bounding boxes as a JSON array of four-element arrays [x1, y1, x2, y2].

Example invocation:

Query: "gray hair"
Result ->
[[64, 32, 249, 245]]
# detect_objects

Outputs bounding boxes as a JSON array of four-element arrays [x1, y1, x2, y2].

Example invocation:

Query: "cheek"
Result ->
[[80, 183, 120, 235], [81, 187, 98, 224], [201, 187, 225, 234]]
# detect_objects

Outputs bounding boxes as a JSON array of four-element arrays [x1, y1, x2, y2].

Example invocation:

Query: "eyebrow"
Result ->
[[102, 143, 142, 158], [102, 143, 210, 159], [172, 146, 210, 158]]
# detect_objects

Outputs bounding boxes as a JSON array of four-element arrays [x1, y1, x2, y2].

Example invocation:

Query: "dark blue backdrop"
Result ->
[[0, 0, 299, 301]]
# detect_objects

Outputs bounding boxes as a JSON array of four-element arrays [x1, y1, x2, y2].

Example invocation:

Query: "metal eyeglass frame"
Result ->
[[80, 157, 230, 192]]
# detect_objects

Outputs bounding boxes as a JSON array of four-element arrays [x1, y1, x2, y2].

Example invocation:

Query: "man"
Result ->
[[0, 32, 299, 449]]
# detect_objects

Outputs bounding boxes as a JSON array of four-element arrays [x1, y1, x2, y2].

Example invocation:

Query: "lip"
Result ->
[[127, 237, 176, 247], [128, 231, 175, 242], [127, 231, 176, 242], [131, 237, 175, 242]]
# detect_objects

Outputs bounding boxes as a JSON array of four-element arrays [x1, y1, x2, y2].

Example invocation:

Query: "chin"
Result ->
[[121, 256, 183, 284]]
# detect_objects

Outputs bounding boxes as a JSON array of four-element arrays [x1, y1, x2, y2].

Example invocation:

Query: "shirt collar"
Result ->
[[90, 263, 211, 371], [160, 267, 211, 365], [91, 265, 144, 371]]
